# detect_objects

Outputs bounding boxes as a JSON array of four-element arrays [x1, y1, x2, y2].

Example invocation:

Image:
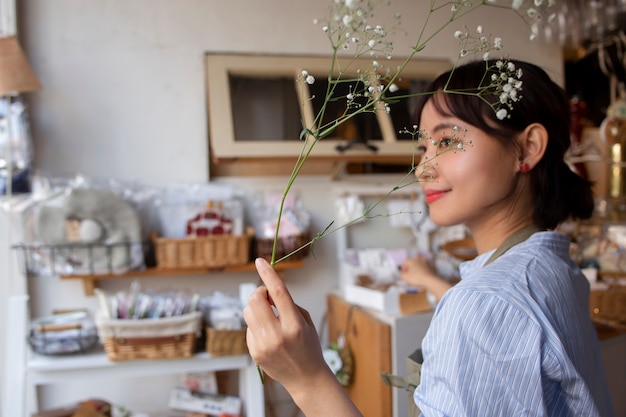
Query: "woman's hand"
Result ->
[[400, 254, 453, 301], [244, 258, 363, 417]]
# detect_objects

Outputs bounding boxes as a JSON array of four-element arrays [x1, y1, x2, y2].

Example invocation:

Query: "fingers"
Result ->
[[244, 286, 278, 334], [254, 258, 298, 318]]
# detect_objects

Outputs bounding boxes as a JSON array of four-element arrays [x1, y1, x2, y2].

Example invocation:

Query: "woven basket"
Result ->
[[153, 227, 253, 269], [590, 286, 626, 331], [97, 311, 202, 361], [255, 233, 310, 262], [206, 327, 248, 357]]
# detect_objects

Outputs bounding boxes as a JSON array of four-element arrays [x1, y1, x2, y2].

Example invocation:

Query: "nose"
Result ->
[[415, 141, 437, 181]]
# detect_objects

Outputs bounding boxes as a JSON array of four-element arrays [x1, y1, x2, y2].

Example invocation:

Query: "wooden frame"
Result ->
[[205, 54, 451, 164]]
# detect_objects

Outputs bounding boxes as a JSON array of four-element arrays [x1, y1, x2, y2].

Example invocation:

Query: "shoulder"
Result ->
[[458, 231, 577, 290], [435, 231, 580, 331]]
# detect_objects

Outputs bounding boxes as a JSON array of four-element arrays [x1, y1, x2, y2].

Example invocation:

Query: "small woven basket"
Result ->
[[97, 311, 202, 361], [206, 327, 248, 357], [153, 228, 253, 269], [255, 233, 310, 262], [589, 286, 626, 331]]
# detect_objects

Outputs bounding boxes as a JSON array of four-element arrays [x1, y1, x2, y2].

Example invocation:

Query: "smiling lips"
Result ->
[[425, 189, 448, 204]]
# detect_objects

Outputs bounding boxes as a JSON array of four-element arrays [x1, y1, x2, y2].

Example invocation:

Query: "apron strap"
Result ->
[[484, 225, 542, 266]]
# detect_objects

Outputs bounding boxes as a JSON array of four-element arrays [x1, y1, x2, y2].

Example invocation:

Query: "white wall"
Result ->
[[9, 0, 564, 415], [19, 0, 562, 184]]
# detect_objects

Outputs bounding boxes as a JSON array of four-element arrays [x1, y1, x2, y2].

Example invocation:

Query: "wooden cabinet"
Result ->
[[326, 293, 433, 417], [327, 292, 392, 417], [205, 54, 450, 163]]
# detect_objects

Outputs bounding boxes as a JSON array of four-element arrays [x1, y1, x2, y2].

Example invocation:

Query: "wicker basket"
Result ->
[[255, 233, 310, 262], [590, 286, 626, 331], [206, 327, 248, 357], [96, 311, 202, 361], [153, 227, 253, 269]]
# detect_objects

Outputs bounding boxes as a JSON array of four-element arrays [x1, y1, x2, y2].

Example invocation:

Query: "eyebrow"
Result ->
[[431, 122, 460, 133]]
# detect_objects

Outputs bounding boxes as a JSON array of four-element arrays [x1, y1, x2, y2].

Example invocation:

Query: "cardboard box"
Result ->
[[340, 261, 434, 316], [343, 283, 432, 316]]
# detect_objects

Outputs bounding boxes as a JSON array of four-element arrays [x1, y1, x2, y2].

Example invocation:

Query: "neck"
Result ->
[[468, 219, 537, 255]]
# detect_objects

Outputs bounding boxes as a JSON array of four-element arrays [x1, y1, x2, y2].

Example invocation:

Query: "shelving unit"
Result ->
[[27, 350, 262, 416], [6, 294, 266, 417], [7, 237, 305, 416]]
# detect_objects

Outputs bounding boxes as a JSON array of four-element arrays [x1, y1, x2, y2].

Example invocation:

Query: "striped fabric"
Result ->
[[414, 231, 615, 417]]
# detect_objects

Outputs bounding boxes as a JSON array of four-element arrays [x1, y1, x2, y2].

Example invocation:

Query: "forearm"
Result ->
[[286, 368, 363, 417], [423, 274, 453, 301]]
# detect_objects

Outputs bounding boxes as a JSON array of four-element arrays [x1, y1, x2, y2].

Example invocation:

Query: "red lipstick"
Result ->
[[425, 189, 447, 204]]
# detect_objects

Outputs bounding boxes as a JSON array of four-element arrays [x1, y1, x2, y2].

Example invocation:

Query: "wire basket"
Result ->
[[28, 310, 100, 355], [206, 327, 248, 357], [28, 324, 99, 355], [96, 311, 202, 361], [12, 241, 148, 276]]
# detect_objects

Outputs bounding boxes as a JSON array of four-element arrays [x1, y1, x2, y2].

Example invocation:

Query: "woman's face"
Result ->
[[417, 99, 520, 231]]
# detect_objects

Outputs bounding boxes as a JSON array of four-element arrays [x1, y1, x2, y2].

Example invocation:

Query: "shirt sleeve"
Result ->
[[414, 287, 548, 417]]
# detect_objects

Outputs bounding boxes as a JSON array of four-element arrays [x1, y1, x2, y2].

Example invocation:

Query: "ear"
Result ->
[[517, 123, 548, 173]]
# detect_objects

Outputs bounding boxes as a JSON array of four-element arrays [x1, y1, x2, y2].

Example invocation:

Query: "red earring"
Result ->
[[520, 162, 530, 173]]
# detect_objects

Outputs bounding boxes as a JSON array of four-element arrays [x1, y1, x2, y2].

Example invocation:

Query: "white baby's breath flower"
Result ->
[[453, 24, 508, 60], [527, 8, 538, 18], [264, 0, 561, 265], [512, 0, 524, 10]]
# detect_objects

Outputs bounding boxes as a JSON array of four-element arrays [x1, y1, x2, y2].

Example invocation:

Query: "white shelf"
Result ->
[[4, 296, 264, 417], [27, 348, 252, 384]]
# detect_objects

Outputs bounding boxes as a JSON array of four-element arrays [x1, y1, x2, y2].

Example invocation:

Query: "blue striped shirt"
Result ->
[[414, 231, 615, 417]]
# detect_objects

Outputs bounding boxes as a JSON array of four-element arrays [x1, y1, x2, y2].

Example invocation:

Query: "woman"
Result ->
[[243, 59, 615, 416]]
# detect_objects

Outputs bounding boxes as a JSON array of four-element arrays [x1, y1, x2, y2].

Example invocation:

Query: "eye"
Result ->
[[433, 137, 461, 150], [439, 137, 454, 148]]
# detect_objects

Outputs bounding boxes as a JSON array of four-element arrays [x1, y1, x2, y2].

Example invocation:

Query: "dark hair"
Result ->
[[414, 59, 594, 230]]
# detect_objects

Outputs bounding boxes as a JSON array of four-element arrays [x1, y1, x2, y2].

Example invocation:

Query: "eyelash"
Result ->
[[431, 137, 457, 149]]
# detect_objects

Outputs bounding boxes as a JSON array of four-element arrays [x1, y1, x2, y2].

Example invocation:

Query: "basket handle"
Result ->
[[37, 323, 82, 332]]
